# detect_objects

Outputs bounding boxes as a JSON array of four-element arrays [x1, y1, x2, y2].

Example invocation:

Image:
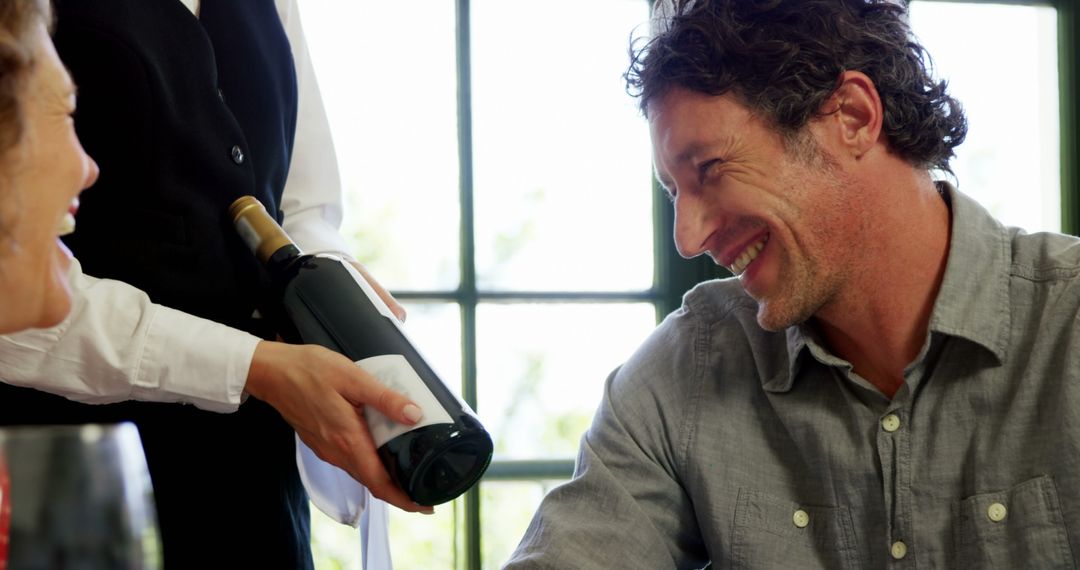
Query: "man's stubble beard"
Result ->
[[751, 146, 858, 333]]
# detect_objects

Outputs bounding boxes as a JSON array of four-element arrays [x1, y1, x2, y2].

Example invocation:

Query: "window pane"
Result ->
[[399, 302, 463, 394], [477, 303, 656, 459], [310, 499, 461, 570], [310, 503, 361, 569], [481, 480, 568, 570], [470, 0, 654, 292], [299, 0, 461, 290], [909, 2, 1060, 232], [388, 502, 459, 569]]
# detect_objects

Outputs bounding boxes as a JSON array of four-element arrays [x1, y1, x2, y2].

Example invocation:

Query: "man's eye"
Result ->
[[698, 159, 722, 182]]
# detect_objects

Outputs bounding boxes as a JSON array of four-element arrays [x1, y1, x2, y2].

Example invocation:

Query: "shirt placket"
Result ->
[[878, 399, 914, 566], [876, 354, 929, 568]]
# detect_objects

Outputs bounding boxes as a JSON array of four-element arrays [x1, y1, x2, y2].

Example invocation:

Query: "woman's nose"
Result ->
[[82, 154, 99, 190]]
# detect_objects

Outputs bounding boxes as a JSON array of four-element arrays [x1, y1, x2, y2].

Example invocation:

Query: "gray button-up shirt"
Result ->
[[507, 186, 1080, 569]]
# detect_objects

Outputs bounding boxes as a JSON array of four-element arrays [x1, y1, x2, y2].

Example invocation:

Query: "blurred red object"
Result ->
[[0, 458, 10, 570]]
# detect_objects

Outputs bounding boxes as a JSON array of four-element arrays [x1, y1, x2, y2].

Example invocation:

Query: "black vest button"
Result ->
[[231, 145, 245, 164]]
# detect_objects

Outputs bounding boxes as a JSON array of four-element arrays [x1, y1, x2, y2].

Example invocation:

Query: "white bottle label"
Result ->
[[358, 354, 454, 448]]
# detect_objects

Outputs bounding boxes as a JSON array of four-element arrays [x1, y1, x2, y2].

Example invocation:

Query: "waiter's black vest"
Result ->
[[0, 1, 314, 568]]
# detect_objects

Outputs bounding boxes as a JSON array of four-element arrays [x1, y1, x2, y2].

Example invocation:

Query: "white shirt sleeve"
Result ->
[[0, 259, 258, 414], [276, 0, 355, 260]]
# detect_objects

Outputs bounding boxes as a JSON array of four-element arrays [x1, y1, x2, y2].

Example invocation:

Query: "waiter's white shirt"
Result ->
[[0, 1, 392, 567]]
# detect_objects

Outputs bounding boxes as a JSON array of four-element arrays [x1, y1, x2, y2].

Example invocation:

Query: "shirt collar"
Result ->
[[767, 182, 1011, 393], [925, 182, 1011, 361]]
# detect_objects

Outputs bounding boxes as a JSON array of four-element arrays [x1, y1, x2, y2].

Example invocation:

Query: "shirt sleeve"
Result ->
[[506, 313, 710, 568], [0, 259, 258, 414], [276, 0, 354, 259]]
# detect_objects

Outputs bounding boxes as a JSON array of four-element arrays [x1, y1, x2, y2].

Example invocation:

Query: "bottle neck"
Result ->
[[266, 243, 303, 275], [228, 196, 302, 268]]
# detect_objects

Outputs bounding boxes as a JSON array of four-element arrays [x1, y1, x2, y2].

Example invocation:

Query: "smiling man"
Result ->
[[506, 0, 1080, 568]]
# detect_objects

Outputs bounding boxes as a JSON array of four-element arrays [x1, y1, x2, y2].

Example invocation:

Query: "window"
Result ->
[[300, 1, 656, 568], [909, 1, 1061, 233], [299, 1, 1075, 568]]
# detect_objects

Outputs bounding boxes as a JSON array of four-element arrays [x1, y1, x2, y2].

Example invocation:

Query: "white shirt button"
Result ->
[[881, 414, 901, 432], [987, 502, 1007, 522], [891, 540, 908, 560], [792, 509, 810, 528]]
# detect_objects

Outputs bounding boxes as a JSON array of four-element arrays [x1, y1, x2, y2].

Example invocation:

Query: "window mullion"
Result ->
[[455, 0, 482, 569], [1059, 0, 1079, 235]]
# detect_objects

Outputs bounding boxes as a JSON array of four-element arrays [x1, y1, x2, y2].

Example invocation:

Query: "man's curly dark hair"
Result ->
[[626, 0, 968, 173]]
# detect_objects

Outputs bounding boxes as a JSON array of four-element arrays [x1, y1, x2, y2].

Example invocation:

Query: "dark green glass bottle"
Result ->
[[230, 196, 492, 506]]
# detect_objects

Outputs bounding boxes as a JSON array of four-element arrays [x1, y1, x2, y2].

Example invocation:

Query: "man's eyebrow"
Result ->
[[653, 136, 734, 189], [674, 136, 734, 166]]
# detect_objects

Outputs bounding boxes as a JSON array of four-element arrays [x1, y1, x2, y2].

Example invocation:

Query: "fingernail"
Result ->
[[422, 508, 435, 515], [403, 404, 423, 423]]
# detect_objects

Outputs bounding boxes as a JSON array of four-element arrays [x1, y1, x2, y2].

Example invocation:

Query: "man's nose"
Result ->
[[672, 193, 713, 259]]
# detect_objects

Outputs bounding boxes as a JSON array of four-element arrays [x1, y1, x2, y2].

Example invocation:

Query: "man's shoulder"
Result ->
[[1008, 228, 1080, 283], [612, 278, 782, 401], [681, 277, 758, 317], [653, 277, 764, 350], [601, 278, 780, 453]]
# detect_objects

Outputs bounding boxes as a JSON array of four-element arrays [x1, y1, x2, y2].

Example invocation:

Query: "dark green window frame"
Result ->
[[1056, 0, 1080, 234], [392, 1, 1079, 567]]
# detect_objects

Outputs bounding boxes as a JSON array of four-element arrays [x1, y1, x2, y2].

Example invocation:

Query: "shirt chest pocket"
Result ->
[[731, 488, 860, 570], [954, 475, 1075, 568]]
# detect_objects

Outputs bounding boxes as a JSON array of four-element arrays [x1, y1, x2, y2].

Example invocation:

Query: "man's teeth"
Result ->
[[729, 237, 767, 276], [58, 213, 76, 236]]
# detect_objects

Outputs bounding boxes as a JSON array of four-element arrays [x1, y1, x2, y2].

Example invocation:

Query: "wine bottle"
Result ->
[[229, 196, 492, 506]]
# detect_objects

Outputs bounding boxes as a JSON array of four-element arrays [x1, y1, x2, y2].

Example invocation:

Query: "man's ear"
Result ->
[[821, 70, 883, 159]]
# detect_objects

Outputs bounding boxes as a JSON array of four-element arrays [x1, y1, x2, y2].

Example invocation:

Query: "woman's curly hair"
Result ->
[[0, 0, 46, 162], [626, 0, 968, 173]]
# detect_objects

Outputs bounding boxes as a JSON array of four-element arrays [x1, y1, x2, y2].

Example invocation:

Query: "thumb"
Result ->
[[345, 366, 424, 426]]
